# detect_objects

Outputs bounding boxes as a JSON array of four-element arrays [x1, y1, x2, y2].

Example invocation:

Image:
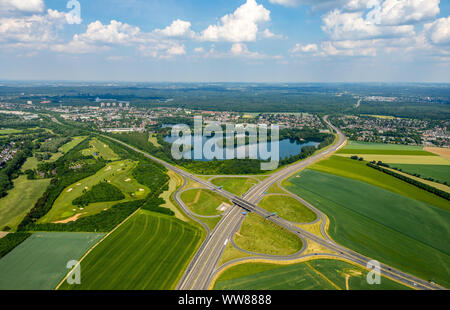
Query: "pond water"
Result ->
[[163, 134, 319, 161]]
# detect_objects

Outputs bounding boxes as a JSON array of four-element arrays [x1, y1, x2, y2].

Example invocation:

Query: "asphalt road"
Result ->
[[102, 117, 444, 291]]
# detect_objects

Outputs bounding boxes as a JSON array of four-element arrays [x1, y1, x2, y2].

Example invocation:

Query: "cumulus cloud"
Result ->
[[290, 43, 318, 54], [201, 0, 271, 42], [0, 9, 67, 47], [322, 9, 414, 40], [366, 0, 440, 25], [0, 0, 44, 14], [154, 19, 195, 38], [424, 16, 450, 45]]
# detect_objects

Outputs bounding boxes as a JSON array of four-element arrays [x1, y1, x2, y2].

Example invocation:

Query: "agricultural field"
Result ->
[[306, 156, 450, 211], [39, 160, 149, 223], [81, 138, 119, 161], [234, 213, 302, 256], [285, 168, 450, 288], [59, 210, 203, 290], [210, 177, 258, 196], [0, 232, 104, 290], [214, 259, 410, 290], [338, 154, 450, 165], [389, 164, 450, 185], [180, 188, 231, 216], [340, 141, 425, 150], [0, 175, 51, 231], [258, 195, 317, 223]]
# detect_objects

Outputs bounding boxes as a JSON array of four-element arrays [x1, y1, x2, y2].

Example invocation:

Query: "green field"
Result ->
[[0, 232, 104, 290], [307, 156, 450, 212], [338, 154, 450, 165], [180, 189, 231, 216], [81, 138, 119, 161], [390, 164, 450, 184], [285, 169, 450, 288], [0, 129, 22, 135], [0, 176, 51, 230], [210, 177, 258, 196], [60, 210, 203, 290], [39, 160, 149, 223], [214, 259, 410, 290], [343, 141, 424, 150], [60, 136, 87, 153], [259, 195, 317, 223], [234, 213, 302, 256], [21, 156, 39, 171], [338, 149, 435, 156]]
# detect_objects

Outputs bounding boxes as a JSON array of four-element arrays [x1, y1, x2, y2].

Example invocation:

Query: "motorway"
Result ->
[[102, 117, 444, 291]]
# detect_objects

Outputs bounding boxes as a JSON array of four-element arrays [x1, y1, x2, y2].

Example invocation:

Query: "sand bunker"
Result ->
[[67, 188, 73, 192], [53, 213, 85, 224], [125, 178, 131, 182]]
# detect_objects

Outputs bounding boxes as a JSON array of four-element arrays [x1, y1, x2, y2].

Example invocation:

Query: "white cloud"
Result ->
[[75, 20, 143, 45], [424, 16, 450, 45], [154, 19, 195, 38], [201, 0, 271, 42], [194, 47, 205, 53], [366, 0, 440, 25], [290, 43, 318, 54], [167, 44, 186, 56], [322, 9, 414, 40], [0, 9, 67, 47], [0, 0, 44, 14]]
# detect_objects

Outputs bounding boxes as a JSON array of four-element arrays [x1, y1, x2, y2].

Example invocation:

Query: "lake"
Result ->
[[164, 134, 319, 161]]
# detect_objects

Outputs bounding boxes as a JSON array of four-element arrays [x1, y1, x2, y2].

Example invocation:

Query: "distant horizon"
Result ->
[[1, 80, 450, 85]]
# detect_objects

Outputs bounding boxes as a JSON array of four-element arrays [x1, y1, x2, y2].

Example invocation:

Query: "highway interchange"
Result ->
[[103, 117, 444, 291]]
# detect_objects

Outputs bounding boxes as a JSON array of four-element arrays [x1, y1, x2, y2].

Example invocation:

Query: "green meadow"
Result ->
[[234, 213, 302, 256], [60, 210, 203, 290], [258, 195, 317, 223], [210, 177, 258, 196], [214, 259, 410, 290], [285, 168, 450, 288], [343, 141, 424, 150], [180, 188, 231, 216], [0, 232, 104, 290], [81, 138, 119, 161], [0, 176, 51, 231]]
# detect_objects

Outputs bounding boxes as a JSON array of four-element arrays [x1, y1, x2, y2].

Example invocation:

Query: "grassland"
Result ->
[[180, 188, 231, 216], [214, 259, 410, 290], [285, 169, 450, 288], [234, 213, 302, 256], [148, 134, 161, 147], [210, 177, 258, 196], [59, 210, 203, 290], [390, 164, 450, 185], [307, 156, 450, 211], [259, 195, 317, 223], [0, 176, 51, 230], [342, 141, 424, 150], [60, 136, 87, 154], [0, 129, 22, 135], [39, 160, 149, 223], [0, 232, 104, 290], [81, 138, 119, 161], [338, 149, 435, 155]]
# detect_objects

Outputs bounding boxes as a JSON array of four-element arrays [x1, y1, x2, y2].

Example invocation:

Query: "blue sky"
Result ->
[[0, 0, 449, 82]]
